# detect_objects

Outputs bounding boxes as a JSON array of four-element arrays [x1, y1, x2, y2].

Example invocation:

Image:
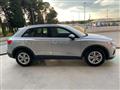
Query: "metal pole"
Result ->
[[84, 2, 86, 32], [107, 8, 108, 20], [89, 14, 91, 20], [106, 8, 109, 26], [84, 2, 86, 22]]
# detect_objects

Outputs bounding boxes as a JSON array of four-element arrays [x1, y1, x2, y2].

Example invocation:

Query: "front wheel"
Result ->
[[15, 51, 32, 66], [84, 49, 106, 66]]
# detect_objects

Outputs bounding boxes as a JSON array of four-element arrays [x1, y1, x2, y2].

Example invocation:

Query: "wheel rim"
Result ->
[[17, 52, 30, 65], [88, 51, 103, 64]]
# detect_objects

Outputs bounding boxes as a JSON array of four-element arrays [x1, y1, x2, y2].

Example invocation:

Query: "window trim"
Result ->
[[22, 26, 79, 38]]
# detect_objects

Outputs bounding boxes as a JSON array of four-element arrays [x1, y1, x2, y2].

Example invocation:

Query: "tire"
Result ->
[[15, 50, 33, 66], [84, 48, 106, 66]]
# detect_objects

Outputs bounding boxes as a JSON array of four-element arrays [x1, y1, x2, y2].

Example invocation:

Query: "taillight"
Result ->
[[7, 40, 13, 45]]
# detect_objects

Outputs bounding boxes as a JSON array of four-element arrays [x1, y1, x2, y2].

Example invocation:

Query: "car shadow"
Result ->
[[30, 59, 115, 67]]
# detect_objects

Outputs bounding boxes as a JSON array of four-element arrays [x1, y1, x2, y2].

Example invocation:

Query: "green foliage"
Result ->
[[0, 0, 58, 36], [0, 17, 7, 36], [21, 0, 58, 24], [8, 0, 25, 28], [0, 0, 8, 7]]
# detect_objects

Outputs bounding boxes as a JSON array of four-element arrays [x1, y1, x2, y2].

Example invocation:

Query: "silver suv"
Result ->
[[7, 24, 116, 66]]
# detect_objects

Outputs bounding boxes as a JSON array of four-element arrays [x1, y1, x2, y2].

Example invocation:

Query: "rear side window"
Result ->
[[22, 27, 49, 37]]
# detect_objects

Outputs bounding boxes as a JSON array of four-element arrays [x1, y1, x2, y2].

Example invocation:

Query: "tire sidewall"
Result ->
[[84, 48, 105, 66]]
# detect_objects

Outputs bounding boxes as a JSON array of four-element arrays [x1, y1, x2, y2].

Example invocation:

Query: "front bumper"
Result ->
[[107, 46, 116, 60]]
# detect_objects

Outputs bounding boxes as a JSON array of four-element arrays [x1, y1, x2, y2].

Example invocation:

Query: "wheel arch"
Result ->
[[12, 46, 35, 58], [81, 45, 109, 59]]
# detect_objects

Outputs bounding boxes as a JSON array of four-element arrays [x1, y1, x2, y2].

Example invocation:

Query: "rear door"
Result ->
[[22, 27, 52, 55]]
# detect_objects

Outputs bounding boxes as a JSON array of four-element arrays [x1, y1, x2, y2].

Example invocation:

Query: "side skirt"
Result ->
[[34, 55, 82, 60]]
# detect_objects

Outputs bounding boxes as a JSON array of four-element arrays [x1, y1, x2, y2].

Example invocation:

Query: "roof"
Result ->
[[23, 24, 68, 29], [18, 24, 71, 31]]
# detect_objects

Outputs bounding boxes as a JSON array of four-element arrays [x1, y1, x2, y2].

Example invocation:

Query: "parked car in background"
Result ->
[[7, 24, 116, 66]]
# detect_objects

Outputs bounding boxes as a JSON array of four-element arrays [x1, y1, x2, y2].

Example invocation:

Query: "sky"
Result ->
[[43, 0, 120, 21]]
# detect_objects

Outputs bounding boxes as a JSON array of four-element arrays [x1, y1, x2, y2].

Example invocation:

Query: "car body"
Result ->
[[7, 24, 116, 66]]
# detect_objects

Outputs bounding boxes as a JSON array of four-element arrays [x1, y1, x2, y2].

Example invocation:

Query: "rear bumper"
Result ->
[[7, 52, 14, 58]]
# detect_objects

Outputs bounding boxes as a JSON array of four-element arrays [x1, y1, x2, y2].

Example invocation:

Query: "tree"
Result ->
[[0, 0, 58, 35], [8, 0, 25, 29], [0, 17, 7, 36], [20, 0, 44, 24], [46, 7, 58, 24], [0, 0, 26, 33], [0, 0, 8, 34], [20, 0, 58, 24]]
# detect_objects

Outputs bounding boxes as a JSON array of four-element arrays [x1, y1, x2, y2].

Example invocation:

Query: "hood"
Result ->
[[82, 33, 112, 41]]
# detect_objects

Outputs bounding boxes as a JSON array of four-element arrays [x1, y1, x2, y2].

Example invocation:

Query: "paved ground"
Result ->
[[0, 42, 7, 55], [0, 49, 120, 90]]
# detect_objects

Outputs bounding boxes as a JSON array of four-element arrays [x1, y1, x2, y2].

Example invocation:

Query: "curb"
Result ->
[[116, 47, 120, 49], [0, 53, 7, 56]]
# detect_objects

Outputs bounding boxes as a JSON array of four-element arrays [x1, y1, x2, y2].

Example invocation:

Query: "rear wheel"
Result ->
[[84, 49, 106, 66], [15, 51, 32, 66]]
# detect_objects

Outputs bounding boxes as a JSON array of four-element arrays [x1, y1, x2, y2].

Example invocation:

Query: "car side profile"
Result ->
[[7, 24, 116, 66]]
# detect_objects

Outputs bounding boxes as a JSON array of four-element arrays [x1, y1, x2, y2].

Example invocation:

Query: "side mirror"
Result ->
[[68, 34, 75, 40]]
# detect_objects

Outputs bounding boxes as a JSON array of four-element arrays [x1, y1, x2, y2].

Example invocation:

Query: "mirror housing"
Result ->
[[68, 34, 75, 40]]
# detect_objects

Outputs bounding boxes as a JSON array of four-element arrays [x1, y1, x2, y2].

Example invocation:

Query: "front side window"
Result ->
[[22, 27, 49, 37], [50, 27, 71, 38]]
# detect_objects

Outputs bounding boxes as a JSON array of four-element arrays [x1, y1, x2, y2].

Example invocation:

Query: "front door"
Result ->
[[49, 27, 81, 56]]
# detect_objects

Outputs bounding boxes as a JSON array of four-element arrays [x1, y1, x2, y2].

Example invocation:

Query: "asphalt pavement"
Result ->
[[0, 49, 120, 90]]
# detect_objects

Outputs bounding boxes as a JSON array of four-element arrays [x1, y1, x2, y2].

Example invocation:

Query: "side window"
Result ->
[[34, 28, 42, 37], [57, 28, 70, 34], [23, 28, 36, 37], [50, 27, 71, 38], [22, 27, 48, 37], [42, 28, 48, 37]]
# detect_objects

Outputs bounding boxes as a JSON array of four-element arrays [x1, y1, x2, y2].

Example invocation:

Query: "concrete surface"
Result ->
[[0, 49, 120, 90], [0, 42, 7, 55]]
